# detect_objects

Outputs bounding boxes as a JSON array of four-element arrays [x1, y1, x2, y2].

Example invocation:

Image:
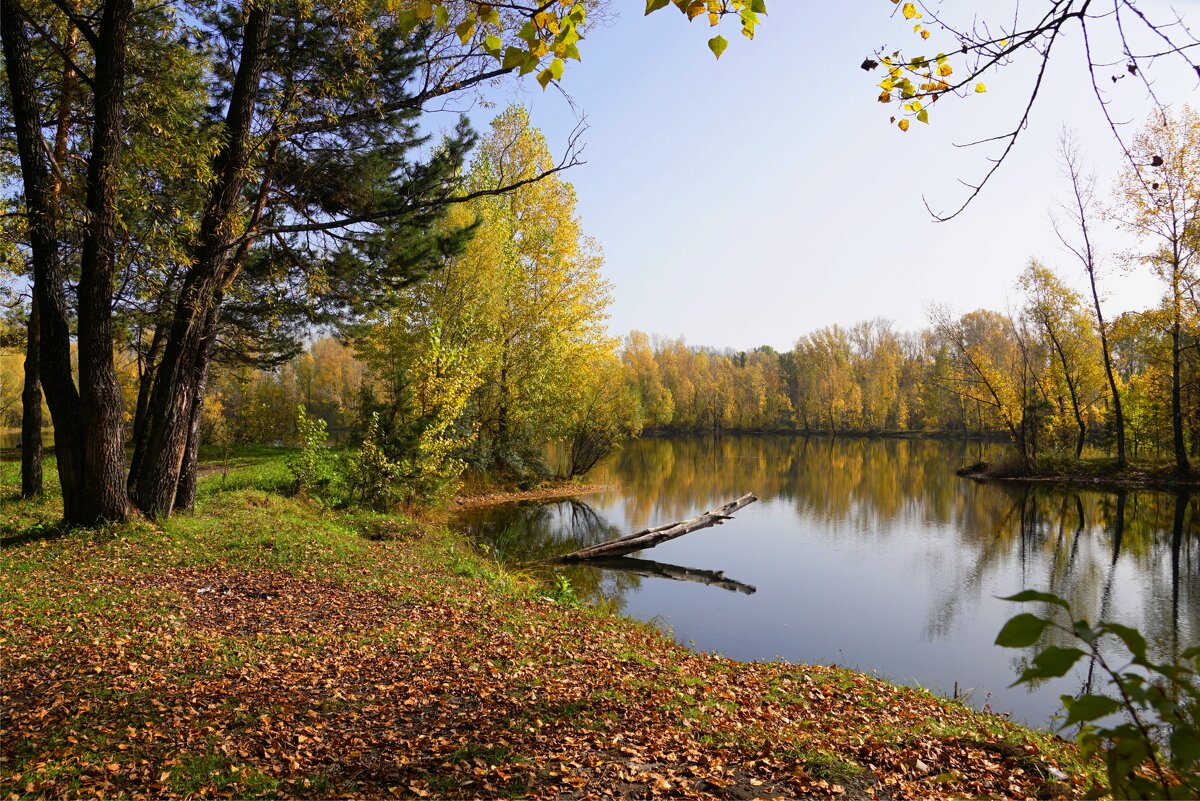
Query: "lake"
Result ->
[[454, 435, 1198, 729]]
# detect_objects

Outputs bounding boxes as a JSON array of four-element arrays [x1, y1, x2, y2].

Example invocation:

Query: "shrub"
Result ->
[[288, 405, 330, 496], [346, 413, 402, 509], [996, 590, 1200, 798]]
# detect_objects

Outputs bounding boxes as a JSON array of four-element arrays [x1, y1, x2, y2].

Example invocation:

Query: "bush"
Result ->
[[997, 590, 1200, 798], [346, 413, 401, 509], [288, 405, 330, 497]]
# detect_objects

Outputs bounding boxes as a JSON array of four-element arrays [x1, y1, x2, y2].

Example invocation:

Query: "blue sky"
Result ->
[[446, 1, 1199, 351]]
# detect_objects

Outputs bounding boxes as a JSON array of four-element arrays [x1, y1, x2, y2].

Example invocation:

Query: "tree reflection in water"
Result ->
[[453, 436, 1197, 725]]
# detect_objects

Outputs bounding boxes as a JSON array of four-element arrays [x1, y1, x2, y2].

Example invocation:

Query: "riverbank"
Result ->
[[2, 454, 1102, 800], [963, 457, 1200, 493], [452, 481, 613, 511]]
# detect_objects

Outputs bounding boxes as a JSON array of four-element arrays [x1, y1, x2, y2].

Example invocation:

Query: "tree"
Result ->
[[622, 332, 674, 428], [1055, 135, 1128, 466], [3, 1, 586, 524], [352, 106, 621, 482], [930, 307, 1028, 458], [1116, 108, 1200, 474], [1019, 260, 1102, 458]]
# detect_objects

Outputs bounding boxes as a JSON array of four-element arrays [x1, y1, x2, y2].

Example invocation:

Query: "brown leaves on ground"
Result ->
[[2, 530, 1095, 800]]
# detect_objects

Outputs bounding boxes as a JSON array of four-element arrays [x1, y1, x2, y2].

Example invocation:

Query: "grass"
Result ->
[[0, 447, 1106, 800]]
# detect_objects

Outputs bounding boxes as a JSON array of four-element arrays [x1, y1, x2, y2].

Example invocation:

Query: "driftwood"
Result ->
[[587, 556, 756, 595], [554, 493, 757, 562]]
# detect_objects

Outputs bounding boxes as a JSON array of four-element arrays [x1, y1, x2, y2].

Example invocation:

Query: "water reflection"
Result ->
[[574, 556, 754, 595], [454, 436, 1198, 727]]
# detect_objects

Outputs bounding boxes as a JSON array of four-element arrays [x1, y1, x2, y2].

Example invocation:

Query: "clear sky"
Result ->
[[444, 1, 1200, 352]]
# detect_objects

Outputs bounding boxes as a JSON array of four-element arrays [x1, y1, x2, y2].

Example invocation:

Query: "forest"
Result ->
[[7, 106, 1188, 490]]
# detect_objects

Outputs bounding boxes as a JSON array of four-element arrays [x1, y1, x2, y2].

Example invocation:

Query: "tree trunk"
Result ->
[[174, 305, 220, 513], [1087, 275, 1126, 467], [20, 294, 42, 498], [74, 0, 135, 524], [2, 0, 87, 522], [131, 3, 273, 519], [127, 320, 166, 489], [1171, 318, 1190, 473], [1043, 321, 1087, 459], [21, 10, 80, 500], [555, 493, 757, 561]]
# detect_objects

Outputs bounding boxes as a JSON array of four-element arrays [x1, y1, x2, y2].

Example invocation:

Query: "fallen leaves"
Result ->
[[1, 499, 1098, 800]]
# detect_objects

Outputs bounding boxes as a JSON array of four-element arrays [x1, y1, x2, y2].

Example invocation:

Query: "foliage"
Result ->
[[562, 358, 643, 478], [859, 2, 1200, 217], [997, 590, 1200, 798], [345, 413, 402, 509], [349, 106, 620, 483], [644, 0, 767, 60], [545, 573, 580, 607], [287, 406, 330, 497]]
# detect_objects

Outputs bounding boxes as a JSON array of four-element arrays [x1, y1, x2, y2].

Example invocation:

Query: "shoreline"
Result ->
[[961, 463, 1200, 494], [451, 480, 614, 510]]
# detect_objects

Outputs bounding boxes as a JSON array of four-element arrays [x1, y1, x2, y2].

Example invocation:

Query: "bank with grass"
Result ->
[[2, 449, 1104, 800], [960, 454, 1200, 493]]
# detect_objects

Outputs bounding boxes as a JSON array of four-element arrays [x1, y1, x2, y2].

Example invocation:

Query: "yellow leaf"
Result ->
[[898, 118, 910, 132], [901, 3, 917, 20], [920, 29, 930, 39], [975, 82, 987, 93], [936, 63, 953, 77]]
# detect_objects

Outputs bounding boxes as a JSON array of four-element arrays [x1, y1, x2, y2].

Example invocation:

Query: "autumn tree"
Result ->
[[1019, 260, 1103, 458], [1116, 108, 1200, 474], [1054, 136, 1128, 466], [930, 307, 1028, 459], [2, 0, 594, 523], [351, 107, 629, 484]]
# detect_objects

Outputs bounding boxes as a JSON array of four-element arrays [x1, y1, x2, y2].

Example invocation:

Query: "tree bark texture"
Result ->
[[75, 0, 135, 523], [554, 493, 758, 562], [131, 3, 273, 519], [1171, 319, 1190, 473], [174, 304, 221, 513], [2, 0, 86, 521], [20, 5, 81, 499], [20, 293, 42, 498]]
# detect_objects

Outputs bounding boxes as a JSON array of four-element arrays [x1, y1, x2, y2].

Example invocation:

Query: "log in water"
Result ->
[[553, 493, 757, 562]]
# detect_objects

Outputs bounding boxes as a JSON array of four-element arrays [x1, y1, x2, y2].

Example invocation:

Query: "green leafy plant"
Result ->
[[346, 413, 402, 509], [997, 590, 1200, 799], [288, 405, 329, 497], [545, 573, 579, 607]]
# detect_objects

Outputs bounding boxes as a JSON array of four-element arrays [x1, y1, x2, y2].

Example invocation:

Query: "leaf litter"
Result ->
[[1, 495, 1100, 800]]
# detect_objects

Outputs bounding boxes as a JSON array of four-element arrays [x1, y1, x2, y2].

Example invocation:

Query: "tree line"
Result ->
[[37, 107, 1189, 486], [621, 111, 1200, 473]]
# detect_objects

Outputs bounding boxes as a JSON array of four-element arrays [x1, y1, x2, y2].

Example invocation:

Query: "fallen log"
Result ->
[[587, 556, 756, 595], [553, 493, 757, 562]]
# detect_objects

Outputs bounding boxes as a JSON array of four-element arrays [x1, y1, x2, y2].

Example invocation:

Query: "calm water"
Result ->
[[454, 435, 1199, 729]]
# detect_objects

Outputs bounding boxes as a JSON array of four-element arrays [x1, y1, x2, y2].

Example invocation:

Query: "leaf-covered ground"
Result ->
[[2, 455, 1103, 799]]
